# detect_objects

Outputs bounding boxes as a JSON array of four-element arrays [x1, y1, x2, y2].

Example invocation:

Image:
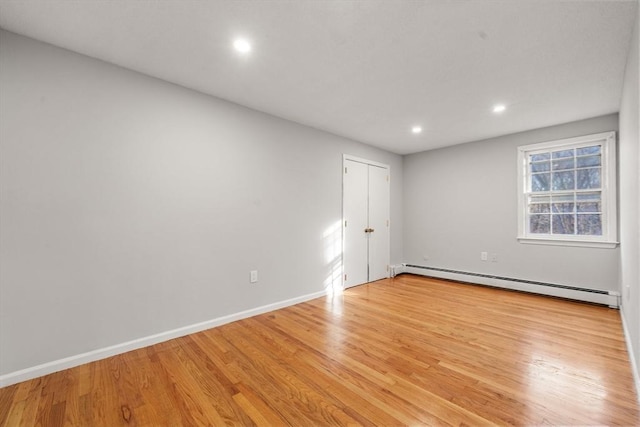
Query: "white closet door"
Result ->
[[343, 157, 390, 288], [343, 160, 369, 288], [368, 164, 390, 282]]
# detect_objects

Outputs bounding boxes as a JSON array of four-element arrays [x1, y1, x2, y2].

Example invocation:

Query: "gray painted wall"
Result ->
[[619, 4, 640, 389], [403, 114, 620, 291], [0, 30, 403, 375]]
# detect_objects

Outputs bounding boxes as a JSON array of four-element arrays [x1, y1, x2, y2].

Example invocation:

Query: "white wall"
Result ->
[[403, 114, 620, 292], [0, 30, 403, 378], [619, 2, 640, 393]]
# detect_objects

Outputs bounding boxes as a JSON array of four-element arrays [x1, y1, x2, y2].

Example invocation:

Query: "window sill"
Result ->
[[517, 237, 618, 249]]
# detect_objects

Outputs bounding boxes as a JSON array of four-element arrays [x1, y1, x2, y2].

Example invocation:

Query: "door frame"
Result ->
[[342, 154, 391, 288]]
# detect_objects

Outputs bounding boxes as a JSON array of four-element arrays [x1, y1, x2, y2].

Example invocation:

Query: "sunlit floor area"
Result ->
[[1, 274, 639, 426]]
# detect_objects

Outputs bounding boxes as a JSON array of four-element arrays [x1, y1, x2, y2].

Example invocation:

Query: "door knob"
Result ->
[[364, 228, 375, 233]]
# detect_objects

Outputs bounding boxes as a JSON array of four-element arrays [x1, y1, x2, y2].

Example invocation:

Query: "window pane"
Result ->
[[529, 195, 550, 213], [530, 203, 550, 213], [576, 155, 601, 168], [531, 153, 550, 162], [552, 171, 575, 191], [531, 173, 550, 192], [576, 191, 601, 212], [577, 201, 601, 213], [576, 146, 601, 156], [552, 214, 575, 234], [552, 158, 575, 170], [552, 202, 574, 213], [576, 167, 601, 189], [531, 161, 550, 173], [552, 149, 574, 159], [577, 214, 602, 235], [530, 214, 550, 234]]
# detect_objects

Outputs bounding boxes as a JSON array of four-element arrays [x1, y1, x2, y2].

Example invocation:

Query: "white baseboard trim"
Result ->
[[620, 307, 640, 404], [402, 265, 619, 307], [0, 289, 328, 388]]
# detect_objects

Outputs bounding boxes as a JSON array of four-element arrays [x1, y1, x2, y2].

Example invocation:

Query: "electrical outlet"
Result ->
[[250, 270, 258, 283], [480, 252, 488, 261], [490, 253, 498, 262]]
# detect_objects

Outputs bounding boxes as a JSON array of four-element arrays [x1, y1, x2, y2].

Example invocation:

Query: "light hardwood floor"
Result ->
[[1, 274, 639, 426]]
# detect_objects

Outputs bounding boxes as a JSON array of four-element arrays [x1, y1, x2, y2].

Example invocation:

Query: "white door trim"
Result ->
[[343, 154, 390, 169]]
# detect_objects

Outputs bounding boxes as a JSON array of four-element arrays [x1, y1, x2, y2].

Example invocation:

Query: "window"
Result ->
[[517, 131, 617, 248]]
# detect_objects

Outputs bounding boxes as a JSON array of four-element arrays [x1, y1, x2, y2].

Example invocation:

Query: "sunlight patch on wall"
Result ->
[[323, 220, 343, 297]]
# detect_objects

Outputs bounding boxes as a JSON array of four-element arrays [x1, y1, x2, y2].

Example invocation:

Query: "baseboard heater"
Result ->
[[395, 264, 620, 308]]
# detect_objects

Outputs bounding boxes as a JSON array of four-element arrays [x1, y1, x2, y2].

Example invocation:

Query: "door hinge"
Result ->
[[345, 167, 347, 174], [386, 175, 389, 182], [386, 265, 389, 271], [344, 274, 347, 281], [386, 219, 389, 227], [344, 220, 347, 227]]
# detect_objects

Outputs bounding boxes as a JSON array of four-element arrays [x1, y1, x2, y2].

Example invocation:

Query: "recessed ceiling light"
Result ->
[[233, 39, 251, 53], [411, 126, 423, 134], [493, 104, 506, 113]]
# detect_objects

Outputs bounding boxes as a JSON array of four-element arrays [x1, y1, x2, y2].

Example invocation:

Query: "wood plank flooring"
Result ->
[[1, 274, 639, 426]]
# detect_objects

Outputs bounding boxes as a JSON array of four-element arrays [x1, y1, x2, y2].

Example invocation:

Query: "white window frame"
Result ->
[[517, 131, 618, 248]]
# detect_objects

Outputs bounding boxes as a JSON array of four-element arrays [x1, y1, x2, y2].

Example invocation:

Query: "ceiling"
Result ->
[[0, 1, 637, 155]]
